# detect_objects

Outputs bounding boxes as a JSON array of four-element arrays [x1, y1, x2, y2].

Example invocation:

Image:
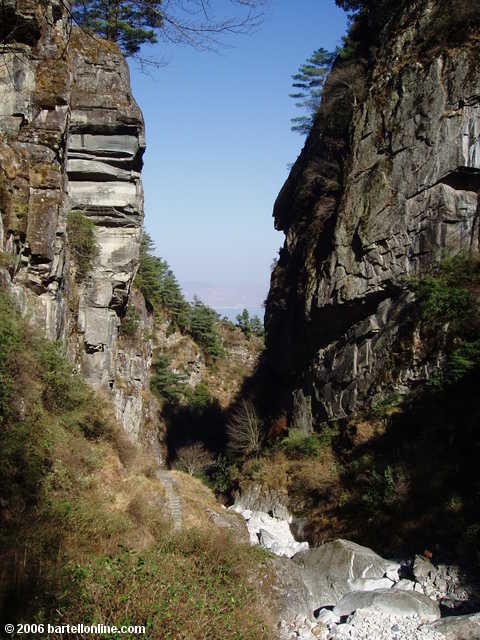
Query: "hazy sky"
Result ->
[[130, 1, 348, 310]]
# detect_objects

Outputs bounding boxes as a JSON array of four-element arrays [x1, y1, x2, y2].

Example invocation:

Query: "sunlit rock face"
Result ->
[[0, 1, 156, 452], [265, 0, 480, 423]]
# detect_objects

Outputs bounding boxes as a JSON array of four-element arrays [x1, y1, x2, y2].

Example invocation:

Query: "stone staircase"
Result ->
[[156, 471, 182, 531]]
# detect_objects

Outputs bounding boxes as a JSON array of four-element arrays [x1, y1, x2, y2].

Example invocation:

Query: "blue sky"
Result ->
[[130, 1, 348, 310]]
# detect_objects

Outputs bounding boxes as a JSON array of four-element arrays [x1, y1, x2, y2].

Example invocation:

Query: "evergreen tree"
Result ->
[[235, 308, 264, 339], [249, 315, 264, 338], [135, 231, 189, 329], [72, 0, 163, 55], [235, 308, 252, 338], [289, 48, 335, 135], [189, 297, 223, 359], [71, 0, 265, 58]]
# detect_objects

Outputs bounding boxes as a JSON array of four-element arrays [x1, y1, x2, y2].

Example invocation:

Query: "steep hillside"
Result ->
[[0, 288, 274, 637]]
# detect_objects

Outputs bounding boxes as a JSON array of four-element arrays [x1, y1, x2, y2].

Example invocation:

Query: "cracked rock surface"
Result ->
[[0, 1, 156, 451], [265, 0, 480, 422]]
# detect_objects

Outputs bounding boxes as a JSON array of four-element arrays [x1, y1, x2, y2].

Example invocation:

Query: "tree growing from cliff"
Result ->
[[71, 0, 266, 58], [289, 47, 335, 135]]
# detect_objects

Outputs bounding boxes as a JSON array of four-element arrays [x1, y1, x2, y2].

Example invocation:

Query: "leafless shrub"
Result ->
[[175, 442, 214, 476], [227, 399, 262, 457]]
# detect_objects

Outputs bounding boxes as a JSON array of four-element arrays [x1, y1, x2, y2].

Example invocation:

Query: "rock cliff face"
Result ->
[[265, 0, 480, 423], [0, 1, 156, 450]]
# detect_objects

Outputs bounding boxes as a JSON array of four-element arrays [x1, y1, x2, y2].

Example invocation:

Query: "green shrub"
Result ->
[[38, 341, 89, 412], [150, 353, 186, 404], [67, 210, 99, 282], [119, 303, 140, 336], [413, 254, 480, 386], [0, 291, 25, 420], [185, 382, 212, 410], [414, 254, 480, 327], [280, 429, 322, 458], [135, 232, 190, 329]]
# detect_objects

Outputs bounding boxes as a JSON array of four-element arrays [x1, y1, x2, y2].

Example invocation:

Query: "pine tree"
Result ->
[[71, 0, 265, 59], [235, 309, 252, 338], [189, 297, 223, 359], [72, 0, 163, 56], [289, 48, 335, 135]]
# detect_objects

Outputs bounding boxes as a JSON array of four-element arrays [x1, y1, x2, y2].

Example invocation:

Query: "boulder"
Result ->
[[269, 556, 317, 624], [429, 612, 480, 639], [293, 539, 400, 607], [333, 588, 441, 623]]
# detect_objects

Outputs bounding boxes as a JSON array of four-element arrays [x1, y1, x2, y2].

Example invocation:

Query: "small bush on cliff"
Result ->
[[150, 352, 186, 404], [119, 303, 140, 336], [414, 253, 480, 385], [280, 429, 322, 459], [67, 210, 99, 282]]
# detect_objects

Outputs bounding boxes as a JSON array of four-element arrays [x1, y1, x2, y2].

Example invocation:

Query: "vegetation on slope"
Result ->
[[67, 210, 100, 283], [133, 231, 265, 482], [0, 288, 272, 638], [135, 231, 225, 360]]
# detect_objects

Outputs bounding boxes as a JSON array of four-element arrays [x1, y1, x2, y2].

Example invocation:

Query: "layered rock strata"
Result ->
[[265, 0, 480, 422], [0, 1, 155, 449]]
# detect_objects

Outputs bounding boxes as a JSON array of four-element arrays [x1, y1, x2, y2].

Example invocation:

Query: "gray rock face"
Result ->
[[293, 539, 400, 607], [265, 1, 480, 420], [429, 612, 480, 639], [0, 3, 156, 452], [334, 589, 441, 623], [269, 556, 318, 624], [234, 483, 291, 520]]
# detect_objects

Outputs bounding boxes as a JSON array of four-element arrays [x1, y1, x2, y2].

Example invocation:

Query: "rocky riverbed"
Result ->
[[232, 503, 480, 639]]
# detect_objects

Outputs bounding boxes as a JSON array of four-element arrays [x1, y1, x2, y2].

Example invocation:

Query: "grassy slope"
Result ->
[[0, 289, 272, 639]]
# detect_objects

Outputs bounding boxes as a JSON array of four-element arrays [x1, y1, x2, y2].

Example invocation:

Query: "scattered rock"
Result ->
[[316, 609, 340, 627], [333, 589, 441, 623]]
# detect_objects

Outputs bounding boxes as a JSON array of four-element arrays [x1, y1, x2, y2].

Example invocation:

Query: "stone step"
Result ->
[[155, 469, 182, 531]]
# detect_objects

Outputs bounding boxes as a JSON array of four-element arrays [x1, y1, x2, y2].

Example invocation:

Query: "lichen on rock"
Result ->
[[0, 0, 157, 455]]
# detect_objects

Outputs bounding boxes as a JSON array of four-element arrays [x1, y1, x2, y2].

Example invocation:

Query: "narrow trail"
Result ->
[[156, 470, 182, 531]]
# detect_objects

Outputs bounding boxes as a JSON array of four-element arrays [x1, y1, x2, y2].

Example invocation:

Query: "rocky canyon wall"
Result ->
[[265, 0, 480, 424], [0, 0, 158, 453]]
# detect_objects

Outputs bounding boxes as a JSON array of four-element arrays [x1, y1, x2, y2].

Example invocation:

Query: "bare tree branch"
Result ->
[[227, 399, 262, 457]]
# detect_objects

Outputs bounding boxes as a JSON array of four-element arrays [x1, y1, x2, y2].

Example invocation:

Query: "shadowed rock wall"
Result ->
[[265, 0, 480, 423]]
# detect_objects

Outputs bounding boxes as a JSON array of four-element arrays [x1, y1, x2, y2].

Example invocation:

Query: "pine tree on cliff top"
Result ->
[[289, 47, 335, 135], [71, 0, 266, 58], [72, 0, 163, 55]]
